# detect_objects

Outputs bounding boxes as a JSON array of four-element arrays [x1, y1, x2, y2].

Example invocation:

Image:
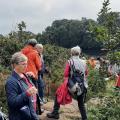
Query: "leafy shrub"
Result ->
[[0, 38, 23, 67], [88, 93, 120, 120], [44, 44, 69, 84], [107, 51, 120, 65], [87, 65, 106, 100]]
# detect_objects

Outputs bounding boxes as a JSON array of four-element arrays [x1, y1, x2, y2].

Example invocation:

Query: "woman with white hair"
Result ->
[[47, 46, 88, 120]]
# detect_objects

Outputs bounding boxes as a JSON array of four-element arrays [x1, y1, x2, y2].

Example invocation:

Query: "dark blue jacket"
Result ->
[[5, 71, 39, 120]]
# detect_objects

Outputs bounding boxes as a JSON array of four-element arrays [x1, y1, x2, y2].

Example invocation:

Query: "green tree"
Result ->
[[17, 21, 26, 41], [37, 19, 102, 50], [97, 0, 111, 26], [95, 0, 120, 64], [0, 38, 23, 67], [97, 0, 120, 48]]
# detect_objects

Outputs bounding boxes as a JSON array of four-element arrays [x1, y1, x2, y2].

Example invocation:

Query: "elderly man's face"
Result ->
[[38, 47, 43, 54]]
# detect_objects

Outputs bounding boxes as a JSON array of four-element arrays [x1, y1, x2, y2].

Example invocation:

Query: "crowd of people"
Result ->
[[4, 38, 120, 120], [87, 56, 120, 88], [5, 39, 48, 120]]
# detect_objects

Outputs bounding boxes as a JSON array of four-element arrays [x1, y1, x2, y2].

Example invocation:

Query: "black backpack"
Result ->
[[67, 59, 85, 96]]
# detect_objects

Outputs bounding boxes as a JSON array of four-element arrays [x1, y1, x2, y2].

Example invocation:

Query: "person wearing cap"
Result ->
[[47, 46, 88, 120]]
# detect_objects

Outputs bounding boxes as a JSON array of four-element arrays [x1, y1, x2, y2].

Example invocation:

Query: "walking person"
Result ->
[[47, 46, 88, 120]]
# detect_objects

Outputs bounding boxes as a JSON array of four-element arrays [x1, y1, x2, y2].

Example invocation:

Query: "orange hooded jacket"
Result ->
[[21, 45, 41, 79]]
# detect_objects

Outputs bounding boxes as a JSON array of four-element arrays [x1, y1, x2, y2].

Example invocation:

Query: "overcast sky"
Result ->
[[0, 0, 120, 35]]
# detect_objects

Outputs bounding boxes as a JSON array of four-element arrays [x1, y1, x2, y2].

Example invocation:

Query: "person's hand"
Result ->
[[26, 71, 35, 78], [115, 72, 119, 78], [26, 86, 38, 96]]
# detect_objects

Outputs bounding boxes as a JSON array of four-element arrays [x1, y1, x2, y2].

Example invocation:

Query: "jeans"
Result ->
[[38, 75, 45, 100]]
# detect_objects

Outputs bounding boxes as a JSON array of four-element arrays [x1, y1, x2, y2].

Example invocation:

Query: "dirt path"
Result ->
[[39, 99, 81, 120]]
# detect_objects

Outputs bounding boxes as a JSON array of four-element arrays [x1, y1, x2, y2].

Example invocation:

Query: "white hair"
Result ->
[[71, 46, 81, 56], [35, 44, 43, 49]]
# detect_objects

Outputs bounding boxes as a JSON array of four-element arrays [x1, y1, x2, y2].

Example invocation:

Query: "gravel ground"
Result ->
[[39, 99, 81, 120]]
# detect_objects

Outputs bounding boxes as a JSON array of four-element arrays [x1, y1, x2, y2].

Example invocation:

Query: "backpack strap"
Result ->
[[69, 58, 76, 76], [69, 58, 85, 83], [68, 59, 74, 78]]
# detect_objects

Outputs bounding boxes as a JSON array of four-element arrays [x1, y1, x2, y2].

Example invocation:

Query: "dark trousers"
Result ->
[[38, 75, 45, 100], [52, 93, 87, 120], [38, 86, 44, 100], [77, 93, 87, 120]]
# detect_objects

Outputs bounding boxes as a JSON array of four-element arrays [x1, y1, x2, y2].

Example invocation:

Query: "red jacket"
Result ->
[[56, 78, 72, 105], [56, 62, 72, 105], [21, 45, 41, 79]]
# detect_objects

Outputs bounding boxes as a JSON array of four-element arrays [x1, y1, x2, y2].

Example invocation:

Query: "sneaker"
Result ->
[[47, 112, 59, 119]]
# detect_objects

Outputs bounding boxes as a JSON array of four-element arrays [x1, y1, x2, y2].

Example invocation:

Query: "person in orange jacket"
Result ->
[[21, 39, 42, 86], [88, 57, 96, 69]]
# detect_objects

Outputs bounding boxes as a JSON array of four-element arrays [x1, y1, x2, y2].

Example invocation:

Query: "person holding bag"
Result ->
[[47, 46, 88, 120], [5, 52, 39, 120]]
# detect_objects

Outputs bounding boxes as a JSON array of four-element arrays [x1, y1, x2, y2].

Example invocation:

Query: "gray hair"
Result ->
[[71, 46, 81, 56], [11, 52, 28, 65], [35, 44, 43, 49], [27, 38, 37, 47]]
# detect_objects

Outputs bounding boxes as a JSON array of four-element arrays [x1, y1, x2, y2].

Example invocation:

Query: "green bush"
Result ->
[[87, 65, 106, 100], [44, 44, 69, 83], [0, 38, 23, 67], [88, 91, 120, 120]]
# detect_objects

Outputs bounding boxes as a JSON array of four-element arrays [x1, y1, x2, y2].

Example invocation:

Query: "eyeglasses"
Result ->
[[18, 62, 27, 66]]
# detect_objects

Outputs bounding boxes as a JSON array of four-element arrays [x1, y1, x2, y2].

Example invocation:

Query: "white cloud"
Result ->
[[0, 0, 120, 35]]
